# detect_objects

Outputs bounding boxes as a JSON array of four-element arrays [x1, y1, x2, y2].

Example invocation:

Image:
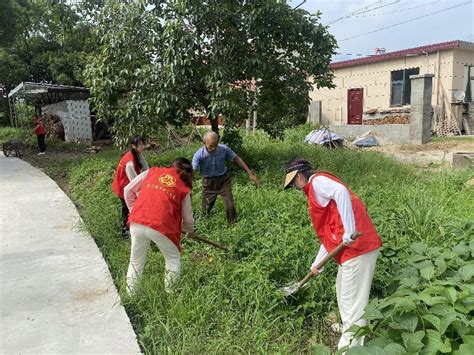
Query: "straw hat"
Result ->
[[284, 163, 310, 189]]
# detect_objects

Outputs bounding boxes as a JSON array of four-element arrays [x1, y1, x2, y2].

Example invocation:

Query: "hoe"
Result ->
[[186, 233, 230, 252], [280, 231, 362, 296]]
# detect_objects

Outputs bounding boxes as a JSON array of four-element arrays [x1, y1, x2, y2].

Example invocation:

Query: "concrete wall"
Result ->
[[328, 75, 433, 145], [309, 49, 462, 125], [409, 74, 434, 144], [42, 100, 92, 142], [329, 124, 411, 144], [452, 48, 474, 98]]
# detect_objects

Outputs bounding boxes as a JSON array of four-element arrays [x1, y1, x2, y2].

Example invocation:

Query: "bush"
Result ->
[[221, 126, 245, 155], [350, 223, 474, 354], [0, 126, 36, 145]]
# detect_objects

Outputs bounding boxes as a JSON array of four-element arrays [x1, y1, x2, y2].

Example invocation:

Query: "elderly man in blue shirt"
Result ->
[[192, 131, 259, 224]]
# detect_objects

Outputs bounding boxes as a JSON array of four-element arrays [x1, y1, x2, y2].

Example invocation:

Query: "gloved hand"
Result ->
[[343, 232, 355, 245]]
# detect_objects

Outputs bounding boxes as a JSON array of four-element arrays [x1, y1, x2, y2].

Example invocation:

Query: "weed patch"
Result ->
[[14, 127, 474, 352]]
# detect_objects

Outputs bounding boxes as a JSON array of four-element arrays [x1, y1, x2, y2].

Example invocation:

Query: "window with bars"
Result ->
[[390, 68, 420, 106]]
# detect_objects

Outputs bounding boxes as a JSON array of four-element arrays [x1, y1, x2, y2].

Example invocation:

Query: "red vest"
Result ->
[[128, 167, 190, 250], [112, 151, 140, 199], [35, 123, 46, 135], [304, 172, 382, 264]]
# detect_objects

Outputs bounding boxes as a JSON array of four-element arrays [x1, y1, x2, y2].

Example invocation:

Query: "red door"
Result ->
[[347, 88, 363, 125]]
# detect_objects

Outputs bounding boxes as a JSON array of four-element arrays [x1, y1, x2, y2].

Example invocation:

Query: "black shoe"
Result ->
[[121, 229, 130, 239]]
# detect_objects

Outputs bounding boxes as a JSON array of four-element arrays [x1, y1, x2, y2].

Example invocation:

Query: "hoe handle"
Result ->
[[298, 231, 363, 289], [188, 234, 230, 252]]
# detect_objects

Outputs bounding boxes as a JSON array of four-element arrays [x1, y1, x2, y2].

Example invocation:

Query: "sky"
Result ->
[[289, 0, 474, 62]]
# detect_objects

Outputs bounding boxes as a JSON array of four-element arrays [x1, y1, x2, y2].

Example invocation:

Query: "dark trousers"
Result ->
[[120, 198, 130, 231], [37, 134, 46, 152], [201, 173, 237, 224]]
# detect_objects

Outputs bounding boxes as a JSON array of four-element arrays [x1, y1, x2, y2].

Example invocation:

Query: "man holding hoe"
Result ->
[[283, 158, 382, 350], [192, 131, 259, 224]]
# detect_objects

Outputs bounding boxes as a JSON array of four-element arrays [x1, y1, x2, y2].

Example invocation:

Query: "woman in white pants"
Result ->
[[284, 158, 382, 350], [124, 157, 195, 294]]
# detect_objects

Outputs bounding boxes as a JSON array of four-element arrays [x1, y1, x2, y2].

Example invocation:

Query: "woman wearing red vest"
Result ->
[[32, 116, 47, 155], [284, 158, 382, 350], [112, 136, 149, 238], [124, 157, 195, 294]]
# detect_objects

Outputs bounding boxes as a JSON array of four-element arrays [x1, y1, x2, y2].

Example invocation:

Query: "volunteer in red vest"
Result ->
[[32, 116, 47, 155], [124, 157, 195, 294], [283, 158, 382, 350], [112, 136, 149, 238]]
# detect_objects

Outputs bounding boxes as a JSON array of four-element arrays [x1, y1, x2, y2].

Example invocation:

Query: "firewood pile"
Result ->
[[43, 113, 65, 140], [363, 115, 410, 125], [145, 140, 160, 151]]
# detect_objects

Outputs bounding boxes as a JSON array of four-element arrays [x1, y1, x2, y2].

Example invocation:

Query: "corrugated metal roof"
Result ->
[[8, 82, 89, 98], [330, 40, 474, 70]]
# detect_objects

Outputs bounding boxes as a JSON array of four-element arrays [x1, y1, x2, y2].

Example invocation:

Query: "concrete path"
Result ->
[[0, 154, 141, 354]]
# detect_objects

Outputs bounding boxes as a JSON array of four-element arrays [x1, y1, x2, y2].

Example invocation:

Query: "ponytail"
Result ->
[[130, 136, 145, 170], [172, 157, 193, 188]]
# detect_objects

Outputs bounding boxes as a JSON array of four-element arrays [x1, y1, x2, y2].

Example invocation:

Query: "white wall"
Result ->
[[309, 49, 467, 125], [42, 100, 92, 142]]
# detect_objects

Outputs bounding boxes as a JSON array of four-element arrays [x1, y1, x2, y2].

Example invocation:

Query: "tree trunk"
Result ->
[[7, 97, 16, 127], [210, 118, 219, 136], [208, 110, 219, 136], [3, 96, 11, 126]]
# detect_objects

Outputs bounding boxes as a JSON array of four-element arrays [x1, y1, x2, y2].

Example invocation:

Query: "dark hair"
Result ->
[[286, 157, 316, 180], [172, 157, 193, 188], [130, 136, 145, 170]]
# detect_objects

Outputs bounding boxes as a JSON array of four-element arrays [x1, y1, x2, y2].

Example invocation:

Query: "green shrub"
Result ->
[[0, 126, 35, 145], [350, 223, 474, 354]]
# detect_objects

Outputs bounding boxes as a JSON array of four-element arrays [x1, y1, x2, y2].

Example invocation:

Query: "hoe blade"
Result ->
[[280, 281, 307, 297]]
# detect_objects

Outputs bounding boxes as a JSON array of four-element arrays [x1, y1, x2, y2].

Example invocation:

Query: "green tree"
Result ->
[[0, 0, 100, 124], [85, 0, 336, 144]]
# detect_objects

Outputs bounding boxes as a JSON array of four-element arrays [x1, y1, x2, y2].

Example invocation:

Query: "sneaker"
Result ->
[[37, 152, 46, 155], [121, 229, 131, 239]]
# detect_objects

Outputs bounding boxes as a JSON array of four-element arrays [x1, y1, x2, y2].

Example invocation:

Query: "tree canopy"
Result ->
[[85, 0, 337, 144], [0, 0, 102, 124], [0, 0, 99, 90]]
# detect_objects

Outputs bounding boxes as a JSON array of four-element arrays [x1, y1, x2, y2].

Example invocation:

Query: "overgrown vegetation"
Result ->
[[350, 233, 474, 355], [0, 126, 34, 145], [16, 127, 472, 353]]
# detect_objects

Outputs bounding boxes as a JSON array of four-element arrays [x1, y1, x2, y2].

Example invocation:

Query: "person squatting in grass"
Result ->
[[32, 116, 46, 155], [284, 158, 382, 350], [112, 136, 149, 239], [124, 157, 196, 294], [192, 131, 259, 224]]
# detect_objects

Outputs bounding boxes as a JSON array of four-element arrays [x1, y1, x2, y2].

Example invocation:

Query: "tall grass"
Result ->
[[52, 129, 474, 352]]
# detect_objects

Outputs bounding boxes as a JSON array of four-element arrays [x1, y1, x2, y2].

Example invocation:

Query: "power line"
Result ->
[[335, 52, 375, 56], [339, 1, 472, 42], [326, 0, 401, 26], [293, 0, 306, 9], [353, 1, 441, 17], [350, 0, 401, 16]]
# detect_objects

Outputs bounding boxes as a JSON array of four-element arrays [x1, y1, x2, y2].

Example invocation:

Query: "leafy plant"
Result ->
[[351, 231, 474, 355]]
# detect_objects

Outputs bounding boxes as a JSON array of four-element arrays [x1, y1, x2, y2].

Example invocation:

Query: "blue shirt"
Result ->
[[192, 144, 237, 177]]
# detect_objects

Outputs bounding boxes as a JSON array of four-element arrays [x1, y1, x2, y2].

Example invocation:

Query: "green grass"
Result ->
[[0, 126, 36, 145], [430, 136, 474, 143], [6, 126, 473, 352]]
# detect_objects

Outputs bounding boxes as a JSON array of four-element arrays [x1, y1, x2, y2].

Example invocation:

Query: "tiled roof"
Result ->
[[331, 40, 474, 69]]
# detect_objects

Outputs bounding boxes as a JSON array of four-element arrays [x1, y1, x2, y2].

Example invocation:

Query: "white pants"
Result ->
[[126, 223, 181, 294], [336, 248, 380, 350]]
